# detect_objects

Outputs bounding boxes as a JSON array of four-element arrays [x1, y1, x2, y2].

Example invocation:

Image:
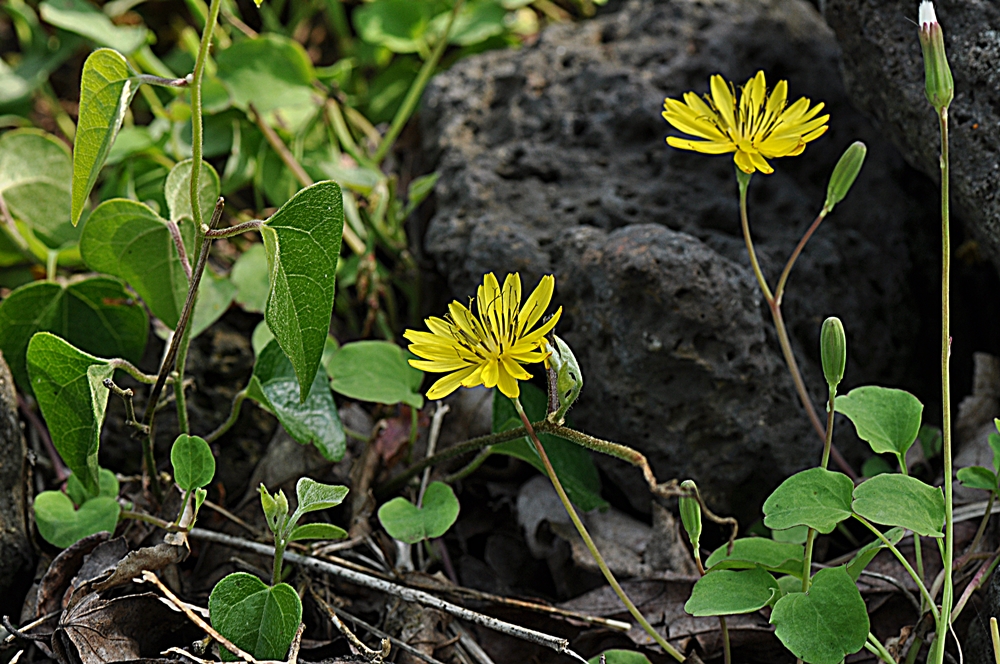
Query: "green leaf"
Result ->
[[0, 277, 148, 393], [164, 159, 221, 225], [71, 48, 140, 225], [771, 526, 809, 544], [232, 243, 270, 313], [171, 434, 216, 491], [0, 129, 76, 249], [846, 527, 904, 581], [852, 474, 945, 537], [247, 341, 346, 462], [990, 433, 1000, 475], [40, 0, 147, 54], [588, 651, 652, 664], [26, 332, 113, 493], [327, 341, 423, 408], [288, 523, 348, 542], [209, 573, 303, 662], [354, 0, 432, 53], [80, 199, 188, 328], [861, 456, 893, 478], [919, 424, 942, 459], [430, 0, 507, 46], [34, 492, 120, 548], [835, 385, 924, 457], [261, 181, 344, 399], [377, 481, 460, 544], [684, 566, 780, 616], [491, 384, 607, 512], [705, 538, 805, 578], [66, 467, 119, 506], [957, 466, 998, 492], [189, 268, 237, 338], [763, 468, 854, 535], [293, 477, 349, 518], [770, 566, 869, 664]]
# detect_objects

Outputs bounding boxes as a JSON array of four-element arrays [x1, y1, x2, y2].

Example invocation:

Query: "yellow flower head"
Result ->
[[662, 70, 829, 175], [404, 273, 562, 400]]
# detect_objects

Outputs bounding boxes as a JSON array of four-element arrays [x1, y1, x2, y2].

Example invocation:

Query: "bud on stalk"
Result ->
[[679, 480, 703, 555], [820, 317, 847, 390], [824, 142, 867, 213], [918, 1, 954, 113]]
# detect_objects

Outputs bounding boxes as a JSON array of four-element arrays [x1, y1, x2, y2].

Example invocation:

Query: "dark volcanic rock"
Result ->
[[825, 0, 1000, 267], [419, 0, 938, 514], [0, 350, 32, 602]]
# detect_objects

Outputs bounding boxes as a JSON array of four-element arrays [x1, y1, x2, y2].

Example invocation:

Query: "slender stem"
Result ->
[[444, 448, 492, 484], [135, 74, 190, 88], [854, 515, 939, 621], [774, 210, 827, 306], [737, 173, 774, 302], [109, 358, 160, 384], [121, 509, 184, 531], [46, 250, 57, 281], [905, 637, 924, 664], [273, 539, 286, 585], [933, 105, 955, 664], [372, 0, 464, 165], [166, 220, 193, 280], [512, 398, 685, 662], [900, 462, 928, 598], [203, 219, 264, 238], [174, 488, 193, 527], [952, 549, 999, 621], [866, 633, 896, 664], [801, 391, 835, 593], [204, 388, 248, 443], [967, 493, 996, 559], [188, 0, 222, 238], [719, 616, 731, 664]]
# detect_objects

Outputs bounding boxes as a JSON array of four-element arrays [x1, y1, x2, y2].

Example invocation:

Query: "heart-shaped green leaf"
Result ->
[[164, 159, 221, 226], [0, 277, 148, 393], [34, 491, 121, 548], [763, 468, 853, 534], [327, 340, 423, 408], [80, 199, 188, 327], [377, 481, 459, 544], [209, 573, 302, 662], [27, 332, 114, 493], [66, 467, 119, 507], [293, 477, 349, 517], [770, 566, 869, 664], [705, 538, 805, 578], [0, 129, 76, 249], [288, 523, 348, 542], [171, 434, 216, 491], [835, 386, 924, 457], [71, 48, 139, 225], [846, 527, 903, 581], [40, 0, 148, 54], [957, 466, 998, 492], [247, 341, 346, 462], [261, 181, 344, 400], [684, 566, 780, 616], [852, 474, 945, 537], [354, 0, 432, 54]]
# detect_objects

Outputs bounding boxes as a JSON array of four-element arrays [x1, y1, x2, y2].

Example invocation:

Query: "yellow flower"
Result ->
[[662, 70, 829, 175], [404, 273, 562, 400]]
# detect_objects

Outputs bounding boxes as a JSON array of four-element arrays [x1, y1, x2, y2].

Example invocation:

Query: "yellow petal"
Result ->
[[517, 307, 562, 345], [426, 365, 479, 400], [480, 359, 499, 388], [500, 354, 533, 380], [747, 151, 774, 174], [667, 137, 735, 155], [496, 363, 520, 399], [710, 74, 736, 131], [734, 150, 756, 174], [518, 275, 555, 336], [409, 357, 471, 372]]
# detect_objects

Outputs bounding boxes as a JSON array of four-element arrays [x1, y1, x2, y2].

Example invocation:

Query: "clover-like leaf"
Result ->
[[846, 527, 904, 581], [763, 468, 854, 534], [327, 340, 423, 408], [261, 181, 344, 400], [247, 341, 346, 462], [0, 277, 147, 393], [685, 566, 780, 616], [377, 481, 459, 544], [72, 48, 140, 225], [35, 492, 121, 549], [27, 332, 114, 493], [171, 434, 216, 491], [209, 573, 302, 662], [852, 474, 945, 537], [288, 523, 348, 542], [770, 566, 869, 664], [835, 386, 924, 457], [705, 538, 805, 578], [0, 129, 76, 249]]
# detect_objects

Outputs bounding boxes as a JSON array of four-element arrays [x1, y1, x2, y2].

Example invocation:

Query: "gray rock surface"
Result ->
[[0, 350, 32, 599], [825, 0, 1000, 268], [419, 0, 938, 515]]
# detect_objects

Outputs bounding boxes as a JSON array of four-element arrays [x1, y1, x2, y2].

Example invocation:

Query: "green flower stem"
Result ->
[[854, 514, 939, 622], [108, 358, 160, 384], [898, 460, 927, 604], [273, 537, 287, 585], [802, 389, 837, 592], [46, 250, 57, 282], [443, 448, 492, 484], [188, 0, 222, 238], [719, 616, 731, 664], [775, 210, 827, 305], [866, 633, 896, 664], [511, 397, 686, 663], [204, 388, 249, 444], [121, 509, 184, 532], [371, 0, 464, 165], [737, 172, 858, 481], [905, 637, 924, 664], [931, 105, 955, 664]]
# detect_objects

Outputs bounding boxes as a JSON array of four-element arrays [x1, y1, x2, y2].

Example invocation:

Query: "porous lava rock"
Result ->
[[419, 0, 938, 515]]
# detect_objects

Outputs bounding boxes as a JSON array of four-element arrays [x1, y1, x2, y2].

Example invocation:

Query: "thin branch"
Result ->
[[165, 220, 193, 280], [204, 388, 249, 443], [309, 585, 391, 662], [103, 379, 148, 435], [136, 74, 190, 88], [418, 403, 449, 506], [204, 220, 265, 238]]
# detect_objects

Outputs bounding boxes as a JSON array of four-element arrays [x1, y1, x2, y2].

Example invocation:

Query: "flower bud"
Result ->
[[918, 1, 954, 112], [679, 480, 702, 554], [824, 142, 867, 213], [820, 317, 847, 389]]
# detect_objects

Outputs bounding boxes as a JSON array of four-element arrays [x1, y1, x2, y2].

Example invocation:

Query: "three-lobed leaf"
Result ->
[[377, 481, 459, 544], [0, 129, 76, 248], [261, 181, 344, 400], [26, 332, 113, 493], [852, 474, 945, 537], [763, 468, 854, 534], [835, 386, 924, 457], [209, 573, 302, 661], [684, 566, 780, 616], [34, 492, 120, 549], [171, 434, 216, 491], [770, 566, 869, 664], [327, 340, 423, 408]]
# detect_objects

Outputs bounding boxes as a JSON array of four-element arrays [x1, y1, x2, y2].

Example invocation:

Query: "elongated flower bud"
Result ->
[[918, 1, 953, 112], [679, 480, 702, 554], [820, 317, 847, 389], [824, 142, 867, 213]]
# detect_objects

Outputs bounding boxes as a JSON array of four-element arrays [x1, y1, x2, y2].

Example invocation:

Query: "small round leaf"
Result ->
[[377, 481, 460, 544], [170, 434, 216, 491]]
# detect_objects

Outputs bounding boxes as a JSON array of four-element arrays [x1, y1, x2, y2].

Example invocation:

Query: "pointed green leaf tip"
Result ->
[[824, 142, 866, 213], [820, 316, 846, 389]]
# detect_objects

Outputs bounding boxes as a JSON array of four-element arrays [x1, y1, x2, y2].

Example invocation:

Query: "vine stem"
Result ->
[[854, 514, 939, 622], [931, 105, 954, 664], [512, 397, 686, 662], [736, 173, 857, 481]]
